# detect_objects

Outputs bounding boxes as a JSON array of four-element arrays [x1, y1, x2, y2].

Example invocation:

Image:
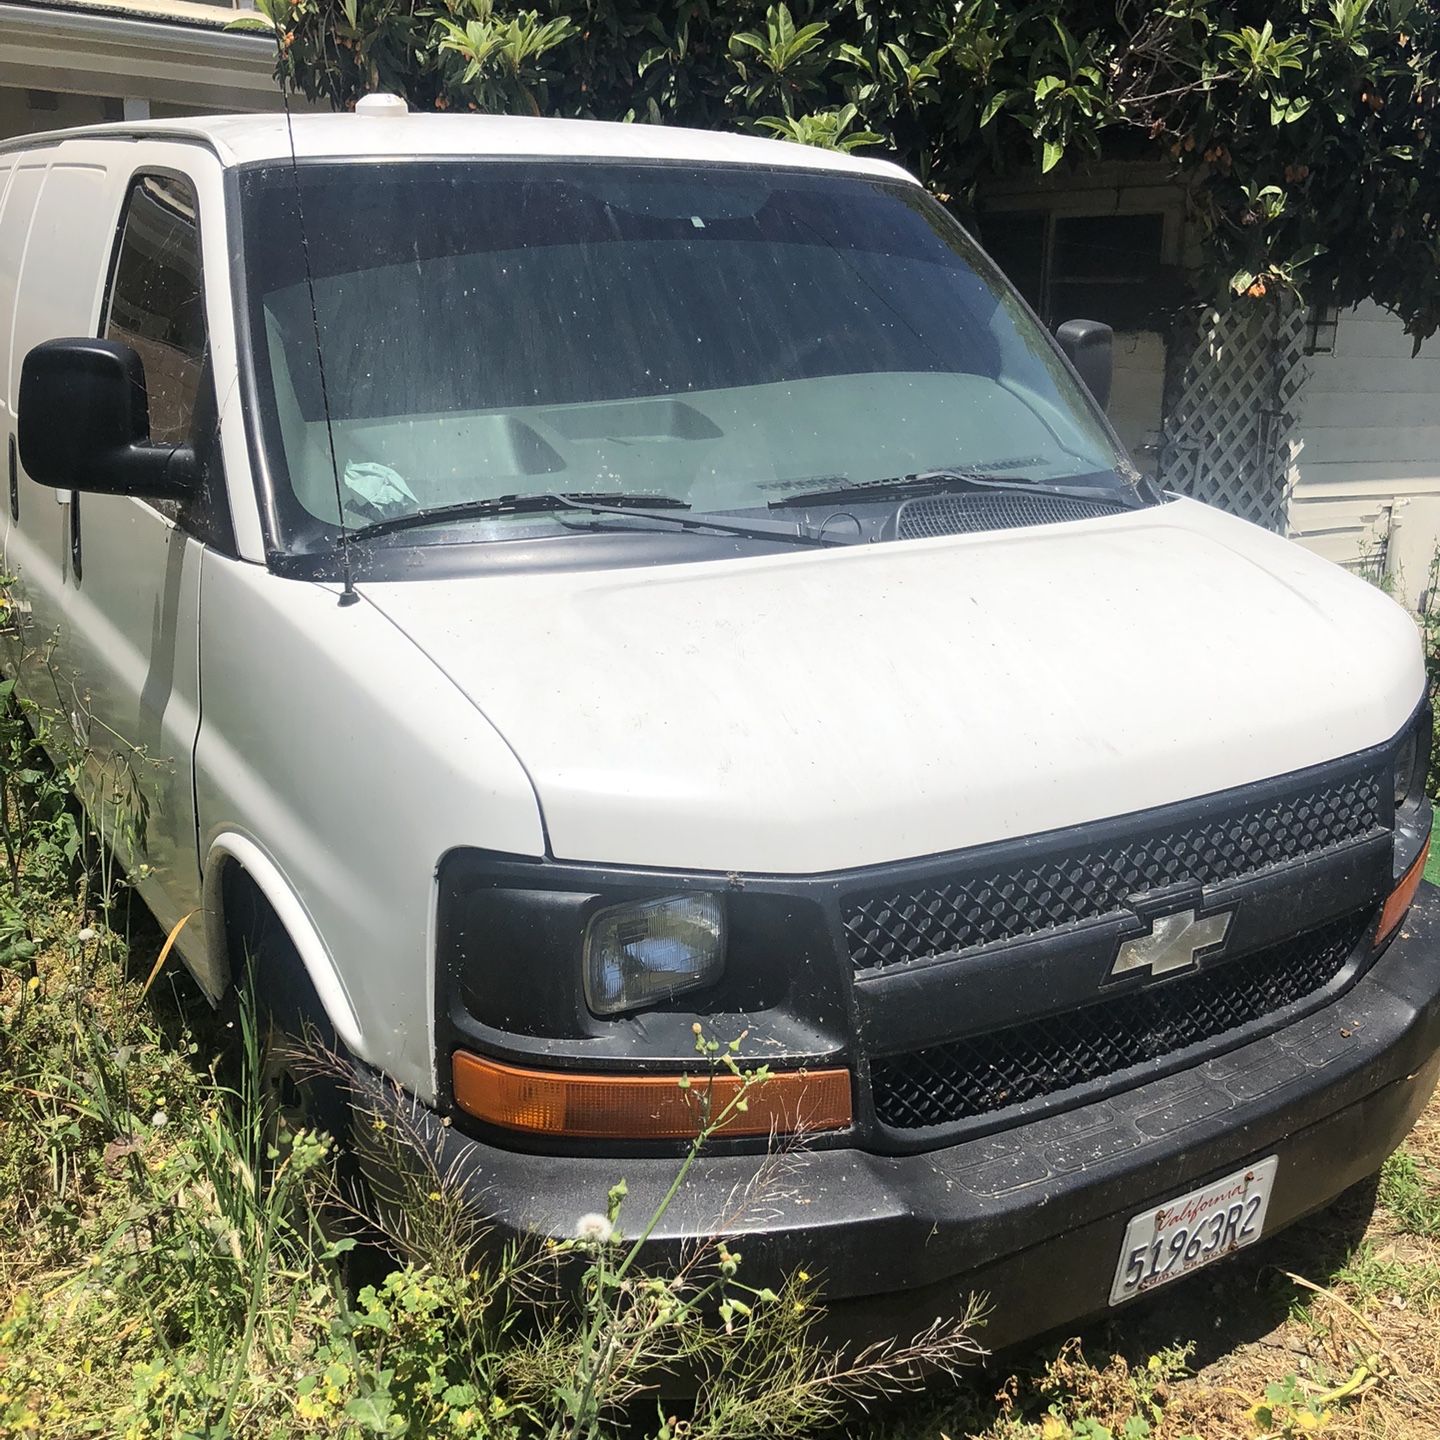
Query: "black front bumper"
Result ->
[[367, 881, 1440, 1350]]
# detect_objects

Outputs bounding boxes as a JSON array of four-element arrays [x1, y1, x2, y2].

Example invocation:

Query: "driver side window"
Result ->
[[105, 174, 206, 448], [102, 172, 231, 548]]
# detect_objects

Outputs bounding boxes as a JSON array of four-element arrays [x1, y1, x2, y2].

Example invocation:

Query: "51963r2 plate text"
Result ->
[[1110, 1156, 1279, 1307]]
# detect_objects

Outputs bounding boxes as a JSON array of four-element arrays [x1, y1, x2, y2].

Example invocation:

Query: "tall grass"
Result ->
[[0, 688, 983, 1439]]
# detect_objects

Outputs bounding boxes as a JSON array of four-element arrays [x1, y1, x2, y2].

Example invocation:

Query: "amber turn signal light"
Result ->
[[1377, 834, 1430, 947], [452, 1051, 853, 1140]]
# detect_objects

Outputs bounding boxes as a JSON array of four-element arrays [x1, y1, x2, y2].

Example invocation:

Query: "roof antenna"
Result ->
[[274, 41, 359, 607]]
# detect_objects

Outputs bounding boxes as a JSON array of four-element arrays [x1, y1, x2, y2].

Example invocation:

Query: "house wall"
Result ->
[[1109, 329, 1168, 468], [976, 162, 1188, 473], [0, 0, 282, 146], [1288, 302, 1440, 573], [0, 87, 124, 139]]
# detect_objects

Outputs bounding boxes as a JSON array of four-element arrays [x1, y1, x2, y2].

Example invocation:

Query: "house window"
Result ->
[[1305, 303, 1341, 355], [984, 212, 1047, 316], [977, 209, 1170, 332]]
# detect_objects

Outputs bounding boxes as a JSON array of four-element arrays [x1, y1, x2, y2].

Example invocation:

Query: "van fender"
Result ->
[[200, 831, 364, 1053]]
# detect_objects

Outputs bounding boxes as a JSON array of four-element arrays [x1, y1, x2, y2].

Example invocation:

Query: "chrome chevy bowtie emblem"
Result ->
[[1110, 908, 1233, 979]]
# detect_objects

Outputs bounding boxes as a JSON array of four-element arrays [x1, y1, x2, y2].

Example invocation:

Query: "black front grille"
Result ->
[[842, 765, 1386, 971], [870, 908, 1372, 1130], [896, 492, 1129, 539]]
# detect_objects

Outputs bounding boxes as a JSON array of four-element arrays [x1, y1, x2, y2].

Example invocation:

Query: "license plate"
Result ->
[[1109, 1156, 1278, 1306]]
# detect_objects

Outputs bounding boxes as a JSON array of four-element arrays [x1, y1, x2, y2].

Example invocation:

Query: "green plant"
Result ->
[[1378, 1148, 1440, 1236], [728, 5, 833, 119], [756, 104, 883, 151], [1244, 1366, 1381, 1436], [233, 0, 1440, 342], [1334, 1237, 1440, 1310], [1004, 1342, 1199, 1440], [320, 1023, 986, 1439], [0, 723, 986, 1440], [0, 678, 80, 902], [433, 0, 579, 116]]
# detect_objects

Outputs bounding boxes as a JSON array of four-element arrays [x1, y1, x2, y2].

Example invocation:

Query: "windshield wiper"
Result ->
[[344, 491, 848, 547], [768, 468, 1144, 510]]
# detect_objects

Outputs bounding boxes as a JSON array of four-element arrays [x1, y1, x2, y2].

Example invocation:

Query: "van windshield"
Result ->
[[235, 159, 1133, 554]]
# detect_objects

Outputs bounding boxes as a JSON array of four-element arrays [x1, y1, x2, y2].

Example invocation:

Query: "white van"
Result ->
[[2, 108, 1437, 1346]]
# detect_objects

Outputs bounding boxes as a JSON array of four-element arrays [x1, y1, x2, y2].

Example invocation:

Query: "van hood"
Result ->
[[362, 497, 1424, 874]]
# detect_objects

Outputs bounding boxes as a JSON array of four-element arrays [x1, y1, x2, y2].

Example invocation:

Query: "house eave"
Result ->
[[0, 0, 283, 109]]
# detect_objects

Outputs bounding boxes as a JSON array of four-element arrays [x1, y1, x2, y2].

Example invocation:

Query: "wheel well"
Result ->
[[219, 861, 357, 1144], [219, 861, 336, 1050]]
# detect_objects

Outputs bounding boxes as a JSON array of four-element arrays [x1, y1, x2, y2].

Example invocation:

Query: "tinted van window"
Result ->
[[105, 174, 206, 446]]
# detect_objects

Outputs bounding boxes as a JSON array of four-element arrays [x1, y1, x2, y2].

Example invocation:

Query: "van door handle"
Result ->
[[6, 434, 16, 523]]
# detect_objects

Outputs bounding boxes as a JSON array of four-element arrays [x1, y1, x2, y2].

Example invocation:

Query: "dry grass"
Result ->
[[870, 1088, 1440, 1439]]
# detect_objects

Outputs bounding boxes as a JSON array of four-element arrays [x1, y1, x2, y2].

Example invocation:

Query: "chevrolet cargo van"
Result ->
[[2, 107, 1437, 1348]]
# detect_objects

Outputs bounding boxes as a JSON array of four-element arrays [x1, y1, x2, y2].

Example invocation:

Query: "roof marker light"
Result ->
[[355, 93, 409, 118]]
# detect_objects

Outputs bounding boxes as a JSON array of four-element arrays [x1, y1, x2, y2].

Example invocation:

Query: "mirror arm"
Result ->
[[99, 442, 198, 500], [163, 444, 200, 495]]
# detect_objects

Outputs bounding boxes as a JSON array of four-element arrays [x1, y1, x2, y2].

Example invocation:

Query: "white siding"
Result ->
[[1109, 329, 1166, 467], [1289, 302, 1440, 569]]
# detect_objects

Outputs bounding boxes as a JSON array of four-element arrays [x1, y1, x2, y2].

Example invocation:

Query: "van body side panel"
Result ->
[[54, 146, 238, 952], [64, 504, 207, 938], [0, 143, 214, 954], [0, 156, 97, 719], [192, 553, 546, 1099]]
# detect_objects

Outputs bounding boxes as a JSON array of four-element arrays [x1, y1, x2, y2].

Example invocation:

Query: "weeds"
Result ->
[[1379, 1150, 1440, 1238], [1334, 1241, 1440, 1310], [0, 724, 982, 1438]]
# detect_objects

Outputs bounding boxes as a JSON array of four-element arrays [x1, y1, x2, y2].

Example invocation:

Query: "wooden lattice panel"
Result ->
[[1159, 300, 1308, 533]]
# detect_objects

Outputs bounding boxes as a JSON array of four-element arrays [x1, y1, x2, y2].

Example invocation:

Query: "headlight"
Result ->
[[583, 893, 725, 1017]]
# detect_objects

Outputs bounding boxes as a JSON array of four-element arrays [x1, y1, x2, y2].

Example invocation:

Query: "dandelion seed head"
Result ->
[[574, 1212, 613, 1244]]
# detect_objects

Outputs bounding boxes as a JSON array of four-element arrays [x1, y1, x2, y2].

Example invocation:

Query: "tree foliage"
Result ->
[[236, 0, 1440, 338]]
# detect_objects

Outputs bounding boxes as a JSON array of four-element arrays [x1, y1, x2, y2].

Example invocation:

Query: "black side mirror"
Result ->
[[1055, 319, 1114, 412], [18, 338, 197, 499]]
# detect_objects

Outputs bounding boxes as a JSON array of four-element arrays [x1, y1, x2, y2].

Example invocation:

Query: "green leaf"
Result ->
[[345, 1394, 396, 1433], [224, 10, 278, 30], [1041, 138, 1064, 173], [980, 89, 1011, 127]]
